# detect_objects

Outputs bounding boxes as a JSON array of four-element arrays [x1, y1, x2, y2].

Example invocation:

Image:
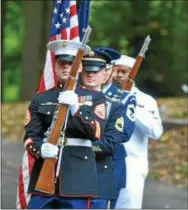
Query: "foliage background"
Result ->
[[2, 0, 188, 102]]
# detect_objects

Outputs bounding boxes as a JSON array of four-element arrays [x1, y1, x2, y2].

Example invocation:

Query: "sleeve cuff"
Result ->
[[24, 138, 42, 159]]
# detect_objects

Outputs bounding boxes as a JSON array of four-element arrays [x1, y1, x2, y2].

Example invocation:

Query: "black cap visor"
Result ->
[[83, 66, 106, 72], [83, 60, 106, 72], [55, 54, 75, 62]]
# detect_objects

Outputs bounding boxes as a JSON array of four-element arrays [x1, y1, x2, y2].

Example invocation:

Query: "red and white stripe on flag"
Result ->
[[16, 151, 35, 209], [16, 0, 80, 208]]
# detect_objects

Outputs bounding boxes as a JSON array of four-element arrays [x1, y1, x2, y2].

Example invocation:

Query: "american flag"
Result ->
[[16, 0, 90, 208]]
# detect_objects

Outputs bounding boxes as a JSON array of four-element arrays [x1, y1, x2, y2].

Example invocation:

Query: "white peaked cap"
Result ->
[[114, 55, 136, 69], [47, 40, 91, 56]]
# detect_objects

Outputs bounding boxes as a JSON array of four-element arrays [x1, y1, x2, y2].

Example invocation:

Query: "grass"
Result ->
[[157, 97, 188, 119]]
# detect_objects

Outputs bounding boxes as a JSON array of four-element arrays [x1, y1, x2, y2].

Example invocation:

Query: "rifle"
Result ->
[[123, 35, 151, 91], [35, 26, 92, 195]]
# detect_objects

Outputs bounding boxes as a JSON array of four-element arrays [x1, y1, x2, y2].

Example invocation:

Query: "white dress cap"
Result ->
[[114, 55, 136, 69], [47, 40, 91, 56]]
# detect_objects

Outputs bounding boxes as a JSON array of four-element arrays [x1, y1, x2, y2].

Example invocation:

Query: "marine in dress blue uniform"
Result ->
[[93, 47, 137, 208], [25, 40, 101, 209]]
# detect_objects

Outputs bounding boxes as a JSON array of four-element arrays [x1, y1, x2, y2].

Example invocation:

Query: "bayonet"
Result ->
[[81, 25, 92, 48], [138, 35, 152, 58]]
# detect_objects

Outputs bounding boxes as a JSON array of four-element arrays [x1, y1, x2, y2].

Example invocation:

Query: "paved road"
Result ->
[[162, 118, 188, 131], [1, 140, 188, 209]]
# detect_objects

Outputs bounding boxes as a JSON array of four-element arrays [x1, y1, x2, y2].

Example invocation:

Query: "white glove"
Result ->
[[41, 143, 58, 159], [58, 90, 79, 116]]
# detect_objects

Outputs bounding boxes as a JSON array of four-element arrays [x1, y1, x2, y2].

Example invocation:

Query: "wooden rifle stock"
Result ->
[[35, 27, 92, 194], [124, 35, 151, 91]]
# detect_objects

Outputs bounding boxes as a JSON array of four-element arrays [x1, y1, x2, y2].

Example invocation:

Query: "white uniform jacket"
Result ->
[[115, 86, 163, 209], [124, 86, 163, 159]]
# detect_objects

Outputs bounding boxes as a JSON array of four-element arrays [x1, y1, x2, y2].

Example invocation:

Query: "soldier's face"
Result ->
[[104, 66, 116, 85], [113, 65, 131, 89], [81, 69, 106, 91], [104, 67, 112, 84], [55, 60, 82, 83]]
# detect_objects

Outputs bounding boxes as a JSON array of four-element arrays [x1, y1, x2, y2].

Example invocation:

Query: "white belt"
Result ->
[[66, 138, 92, 147]]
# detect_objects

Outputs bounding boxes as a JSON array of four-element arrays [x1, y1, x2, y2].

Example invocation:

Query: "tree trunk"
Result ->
[[20, 0, 52, 101], [39, 1, 53, 76], [1, 1, 7, 102]]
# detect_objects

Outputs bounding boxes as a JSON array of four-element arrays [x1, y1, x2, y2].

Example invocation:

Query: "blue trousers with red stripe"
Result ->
[[28, 195, 108, 209]]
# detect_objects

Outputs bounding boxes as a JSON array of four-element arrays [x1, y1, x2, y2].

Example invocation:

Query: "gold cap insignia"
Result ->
[[62, 41, 67, 47], [89, 51, 95, 57]]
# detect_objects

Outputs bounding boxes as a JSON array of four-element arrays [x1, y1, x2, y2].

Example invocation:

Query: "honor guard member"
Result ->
[[113, 55, 163, 209], [93, 47, 137, 208], [24, 40, 122, 209], [81, 49, 135, 209]]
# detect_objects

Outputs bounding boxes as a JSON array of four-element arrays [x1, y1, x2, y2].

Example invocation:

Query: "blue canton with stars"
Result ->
[[50, 0, 71, 37]]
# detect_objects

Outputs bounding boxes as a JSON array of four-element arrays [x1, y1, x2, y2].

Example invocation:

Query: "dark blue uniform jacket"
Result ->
[[103, 84, 136, 191]]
